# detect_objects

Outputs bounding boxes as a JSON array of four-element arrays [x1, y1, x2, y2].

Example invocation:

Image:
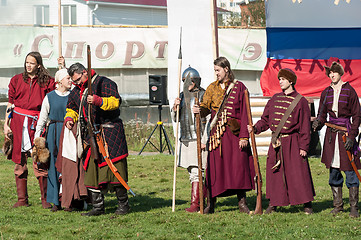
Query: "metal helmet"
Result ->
[[182, 65, 201, 88]]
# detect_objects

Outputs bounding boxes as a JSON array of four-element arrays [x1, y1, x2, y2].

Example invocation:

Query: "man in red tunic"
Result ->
[[313, 58, 361, 218], [193, 57, 255, 214], [4, 52, 56, 208], [249, 68, 315, 214]]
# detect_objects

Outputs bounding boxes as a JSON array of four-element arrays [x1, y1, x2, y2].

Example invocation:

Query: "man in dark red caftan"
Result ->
[[193, 57, 255, 214], [250, 68, 315, 214], [313, 58, 361, 218], [4, 52, 56, 208]]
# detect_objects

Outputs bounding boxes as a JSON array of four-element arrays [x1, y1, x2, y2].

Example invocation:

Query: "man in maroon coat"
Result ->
[[249, 68, 315, 214], [193, 57, 255, 214], [313, 58, 361, 218], [4, 52, 56, 208]]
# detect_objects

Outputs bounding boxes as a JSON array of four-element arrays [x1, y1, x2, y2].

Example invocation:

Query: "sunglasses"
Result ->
[[73, 72, 84, 82]]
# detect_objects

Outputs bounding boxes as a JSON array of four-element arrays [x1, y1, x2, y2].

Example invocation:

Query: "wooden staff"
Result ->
[[172, 28, 182, 212], [195, 96, 204, 214], [58, 0, 62, 69], [244, 89, 263, 215]]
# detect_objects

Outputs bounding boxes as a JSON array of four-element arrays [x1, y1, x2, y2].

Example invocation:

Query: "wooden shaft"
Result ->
[[195, 97, 204, 214], [172, 31, 182, 212], [244, 89, 263, 215]]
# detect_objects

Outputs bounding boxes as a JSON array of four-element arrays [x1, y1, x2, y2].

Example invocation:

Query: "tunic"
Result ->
[[201, 80, 255, 198], [65, 73, 128, 189], [318, 82, 361, 171], [254, 91, 315, 206], [35, 90, 69, 205], [8, 73, 55, 164]]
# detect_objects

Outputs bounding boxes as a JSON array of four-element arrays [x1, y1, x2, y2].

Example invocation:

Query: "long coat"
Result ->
[[254, 91, 315, 206], [201, 80, 255, 198], [318, 82, 361, 171]]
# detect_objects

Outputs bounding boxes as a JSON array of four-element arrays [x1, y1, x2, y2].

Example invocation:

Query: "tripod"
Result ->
[[138, 105, 174, 155]]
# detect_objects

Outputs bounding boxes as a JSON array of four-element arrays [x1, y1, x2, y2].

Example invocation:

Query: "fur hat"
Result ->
[[2, 132, 13, 157], [324, 58, 344, 77], [31, 137, 50, 163], [278, 68, 297, 85]]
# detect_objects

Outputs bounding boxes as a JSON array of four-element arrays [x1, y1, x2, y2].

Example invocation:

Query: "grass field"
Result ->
[[1, 153, 361, 240]]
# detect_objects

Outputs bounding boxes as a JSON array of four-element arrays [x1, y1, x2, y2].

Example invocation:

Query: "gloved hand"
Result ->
[[312, 119, 322, 131], [344, 137, 354, 151]]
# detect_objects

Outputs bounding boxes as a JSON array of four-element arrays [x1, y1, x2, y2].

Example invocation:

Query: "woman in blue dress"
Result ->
[[35, 68, 72, 211]]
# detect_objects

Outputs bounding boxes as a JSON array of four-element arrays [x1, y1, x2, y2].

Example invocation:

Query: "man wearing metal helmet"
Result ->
[[313, 57, 361, 218], [172, 66, 208, 213], [249, 68, 315, 215]]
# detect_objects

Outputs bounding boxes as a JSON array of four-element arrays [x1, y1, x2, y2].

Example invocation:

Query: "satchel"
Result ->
[[227, 118, 240, 136], [271, 94, 302, 149]]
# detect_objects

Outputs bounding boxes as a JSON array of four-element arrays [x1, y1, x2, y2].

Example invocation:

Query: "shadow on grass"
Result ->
[[208, 193, 337, 214], [104, 193, 187, 213]]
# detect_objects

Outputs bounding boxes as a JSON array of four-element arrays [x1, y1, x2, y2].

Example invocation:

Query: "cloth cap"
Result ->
[[323, 57, 344, 76], [55, 69, 69, 83], [278, 68, 297, 85]]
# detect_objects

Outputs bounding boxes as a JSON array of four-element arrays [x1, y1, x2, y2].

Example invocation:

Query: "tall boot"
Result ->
[[38, 176, 52, 209], [349, 187, 359, 218], [82, 191, 105, 216], [203, 188, 216, 214], [237, 190, 250, 214], [330, 186, 343, 214], [185, 182, 200, 213], [114, 187, 130, 215], [13, 176, 29, 208]]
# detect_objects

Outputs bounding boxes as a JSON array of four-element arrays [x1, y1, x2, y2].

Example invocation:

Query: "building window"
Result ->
[[62, 5, 77, 25], [1, 0, 7, 6], [34, 5, 49, 25]]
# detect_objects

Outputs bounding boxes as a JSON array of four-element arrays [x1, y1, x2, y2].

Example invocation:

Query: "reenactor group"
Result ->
[[4, 52, 361, 218]]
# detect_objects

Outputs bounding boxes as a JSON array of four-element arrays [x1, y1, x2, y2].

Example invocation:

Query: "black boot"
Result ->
[[304, 201, 313, 215], [237, 190, 250, 214], [330, 186, 343, 215], [81, 191, 105, 216], [114, 187, 130, 215], [349, 187, 359, 218], [203, 188, 216, 214]]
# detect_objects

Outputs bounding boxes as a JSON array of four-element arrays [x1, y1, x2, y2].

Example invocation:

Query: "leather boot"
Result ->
[[203, 188, 216, 214], [114, 187, 130, 215], [237, 190, 250, 214], [304, 201, 313, 215], [38, 176, 52, 209], [82, 191, 105, 216], [349, 187, 359, 218], [330, 186, 344, 214], [265, 203, 277, 214], [13, 176, 29, 208], [185, 182, 200, 213]]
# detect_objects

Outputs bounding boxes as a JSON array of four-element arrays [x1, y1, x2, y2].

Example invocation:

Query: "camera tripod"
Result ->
[[138, 105, 174, 155]]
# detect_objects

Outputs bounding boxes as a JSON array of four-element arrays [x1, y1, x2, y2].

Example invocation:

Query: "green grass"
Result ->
[[1, 154, 361, 240]]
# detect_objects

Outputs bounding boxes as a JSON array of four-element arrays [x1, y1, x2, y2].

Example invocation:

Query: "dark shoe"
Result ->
[[38, 176, 52, 209], [63, 207, 73, 212], [330, 186, 344, 215], [237, 190, 250, 214], [203, 188, 216, 214], [265, 204, 277, 214], [349, 187, 359, 218], [51, 205, 61, 212], [13, 176, 29, 208], [304, 201, 313, 215], [81, 191, 105, 216], [114, 187, 130, 215], [186, 182, 200, 213]]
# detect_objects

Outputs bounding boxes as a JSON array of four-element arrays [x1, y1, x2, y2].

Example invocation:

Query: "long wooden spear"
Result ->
[[172, 28, 182, 212], [195, 96, 204, 214], [244, 89, 263, 215], [58, 0, 62, 69]]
